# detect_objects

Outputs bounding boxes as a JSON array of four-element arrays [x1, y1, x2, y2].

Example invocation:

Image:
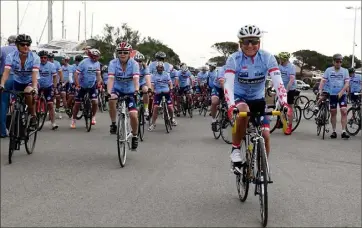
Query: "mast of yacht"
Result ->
[[61, 0, 65, 39], [48, 0, 53, 42]]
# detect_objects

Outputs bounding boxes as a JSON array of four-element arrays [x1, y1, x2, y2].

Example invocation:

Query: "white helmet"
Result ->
[[88, 48, 101, 57], [156, 61, 164, 68], [180, 63, 188, 72], [201, 65, 208, 71], [237, 25, 262, 39], [208, 62, 217, 68]]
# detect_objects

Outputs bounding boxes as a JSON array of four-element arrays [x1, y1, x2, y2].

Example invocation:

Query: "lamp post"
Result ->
[[346, 6, 361, 68], [261, 30, 268, 49]]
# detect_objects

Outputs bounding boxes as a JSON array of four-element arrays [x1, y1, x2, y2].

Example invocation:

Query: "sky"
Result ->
[[1, 0, 361, 67]]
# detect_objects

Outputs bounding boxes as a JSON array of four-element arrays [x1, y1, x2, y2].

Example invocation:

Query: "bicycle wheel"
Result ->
[[212, 110, 221, 139], [257, 138, 269, 227], [294, 95, 309, 110], [98, 93, 103, 112], [319, 106, 326, 140], [303, 100, 316, 120], [8, 111, 19, 164], [76, 102, 84, 120], [220, 118, 232, 144], [138, 106, 145, 141], [236, 137, 249, 202], [25, 114, 38, 155], [84, 99, 92, 132], [269, 115, 280, 133], [163, 102, 170, 133], [292, 106, 302, 132], [188, 98, 193, 118], [346, 107, 361, 136], [117, 113, 127, 167], [37, 96, 48, 131]]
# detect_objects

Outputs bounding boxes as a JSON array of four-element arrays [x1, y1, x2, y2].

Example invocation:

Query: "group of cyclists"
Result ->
[[0, 24, 361, 169]]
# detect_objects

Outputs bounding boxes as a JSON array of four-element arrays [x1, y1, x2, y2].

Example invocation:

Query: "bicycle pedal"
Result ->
[[268, 180, 273, 184]]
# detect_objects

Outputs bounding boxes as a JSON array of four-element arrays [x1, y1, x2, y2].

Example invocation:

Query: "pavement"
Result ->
[[1, 90, 361, 227]]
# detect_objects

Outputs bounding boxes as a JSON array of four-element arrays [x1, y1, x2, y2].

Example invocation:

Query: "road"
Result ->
[[1, 92, 361, 227]]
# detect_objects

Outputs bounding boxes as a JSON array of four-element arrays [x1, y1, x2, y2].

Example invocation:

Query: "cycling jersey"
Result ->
[[214, 65, 226, 89], [0, 44, 17, 75], [50, 60, 62, 83], [151, 71, 171, 94], [197, 71, 208, 85], [208, 70, 218, 88], [349, 73, 361, 93], [139, 66, 150, 87], [61, 64, 72, 82], [4, 50, 40, 84], [170, 68, 178, 85], [279, 62, 296, 90], [323, 67, 349, 95], [108, 58, 140, 94], [102, 72, 108, 85], [224, 50, 287, 106], [38, 62, 56, 88], [176, 70, 192, 87], [148, 61, 173, 74], [76, 58, 101, 88]]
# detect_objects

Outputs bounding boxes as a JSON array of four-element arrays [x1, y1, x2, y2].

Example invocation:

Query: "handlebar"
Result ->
[[353, 93, 362, 96], [237, 110, 281, 118]]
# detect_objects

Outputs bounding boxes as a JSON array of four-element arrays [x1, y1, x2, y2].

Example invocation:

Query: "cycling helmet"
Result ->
[[278, 52, 290, 60], [88, 48, 101, 57], [208, 62, 217, 68], [237, 25, 262, 39], [75, 55, 84, 62], [102, 65, 108, 72], [155, 51, 166, 59], [63, 55, 70, 60], [48, 53, 55, 58], [15, 34, 32, 44], [201, 65, 208, 71], [333, 53, 343, 60], [156, 61, 164, 68], [116, 41, 132, 51], [7, 35, 17, 44], [180, 63, 188, 72], [348, 68, 355, 73], [134, 52, 145, 62], [38, 50, 48, 57]]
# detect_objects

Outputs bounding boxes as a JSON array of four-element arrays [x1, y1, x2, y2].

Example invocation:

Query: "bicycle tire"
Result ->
[[220, 119, 232, 144], [292, 106, 302, 132], [269, 116, 280, 133], [25, 115, 38, 155], [117, 113, 127, 167], [138, 106, 145, 141], [37, 96, 48, 131], [257, 138, 269, 227], [182, 100, 187, 116], [294, 95, 309, 110], [237, 137, 249, 202], [320, 106, 326, 140], [346, 107, 361, 136], [98, 93, 103, 113], [84, 99, 92, 132], [76, 102, 84, 120], [163, 102, 170, 133], [303, 100, 316, 120], [188, 99, 193, 118], [8, 110, 19, 164]]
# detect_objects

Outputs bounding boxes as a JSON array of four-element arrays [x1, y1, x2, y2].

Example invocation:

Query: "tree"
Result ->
[[211, 42, 238, 58], [208, 56, 226, 66]]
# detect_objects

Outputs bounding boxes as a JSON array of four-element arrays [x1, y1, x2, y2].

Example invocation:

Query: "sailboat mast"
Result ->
[[17, 0, 20, 35], [62, 0, 65, 39], [48, 0, 53, 42], [84, 1, 87, 42], [78, 11, 81, 41]]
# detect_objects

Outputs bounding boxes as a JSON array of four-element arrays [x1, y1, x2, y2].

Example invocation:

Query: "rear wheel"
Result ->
[[25, 114, 38, 155], [84, 99, 92, 132], [220, 118, 232, 144], [138, 106, 145, 141], [294, 95, 309, 110], [303, 100, 316, 120], [292, 106, 302, 132], [346, 107, 361, 136]]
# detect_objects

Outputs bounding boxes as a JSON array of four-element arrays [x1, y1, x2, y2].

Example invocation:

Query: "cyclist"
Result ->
[[148, 51, 173, 74], [0, 34, 40, 130], [175, 63, 193, 115], [278, 51, 296, 135], [38, 50, 58, 130], [148, 61, 176, 131], [318, 54, 350, 139], [211, 65, 226, 132], [101, 65, 109, 110], [107, 41, 140, 150], [60, 55, 72, 114], [348, 68, 361, 104], [48, 53, 64, 119], [207, 62, 218, 95], [197, 65, 209, 94], [223, 25, 291, 170], [71, 49, 102, 129], [66, 55, 83, 116], [134, 52, 151, 117]]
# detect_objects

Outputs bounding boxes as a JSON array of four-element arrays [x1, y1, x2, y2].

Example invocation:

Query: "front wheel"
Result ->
[[117, 113, 127, 167], [292, 106, 302, 132], [346, 107, 361, 136], [37, 96, 48, 131], [25, 114, 38, 155], [138, 106, 145, 141], [257, 138, 269, 227], [294, 95, 309, 110], [84, 99, 92, 132]]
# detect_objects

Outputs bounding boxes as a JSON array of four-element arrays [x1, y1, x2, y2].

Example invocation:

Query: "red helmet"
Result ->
[[116, 41, 132, 51]]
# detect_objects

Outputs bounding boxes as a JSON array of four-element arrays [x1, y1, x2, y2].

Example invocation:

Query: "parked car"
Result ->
[[296, 80, 310, 90]]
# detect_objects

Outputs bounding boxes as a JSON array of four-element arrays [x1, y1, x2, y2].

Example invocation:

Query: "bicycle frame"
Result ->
[[117, 97, 132, 143]]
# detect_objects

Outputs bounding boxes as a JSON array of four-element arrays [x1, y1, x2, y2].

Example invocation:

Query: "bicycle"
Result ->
[[35, 89, 49, 131], [159, 94, 173, 133], [346, 92, 361, 136], [198, 87, 209, 117], [315, 92, 330, 140], [137, 92, 146, 141], [179, 90, 193, 118], [293, 90, 310, 111], [76, 88, 94, 132], [212, 99, 227, 140], [232, 110, 281, 228], [4, 90, 38, 164], [116, 95, 133, 167], [97, 84, 107, 113]]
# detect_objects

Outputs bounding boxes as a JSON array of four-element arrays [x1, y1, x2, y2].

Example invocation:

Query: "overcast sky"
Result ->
[[1, 1, 361, 67]]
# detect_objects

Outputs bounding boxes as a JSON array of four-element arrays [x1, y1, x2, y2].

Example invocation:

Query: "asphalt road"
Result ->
[[1, 92, 361, 227]]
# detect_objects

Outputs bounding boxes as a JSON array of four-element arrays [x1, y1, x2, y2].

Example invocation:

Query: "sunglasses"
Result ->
[[334, 59, 342, 63], [117, 51, 130, 55], [19, 43, 30, 47], [40, 56, 47, 60], [240, 39, 260, 46]]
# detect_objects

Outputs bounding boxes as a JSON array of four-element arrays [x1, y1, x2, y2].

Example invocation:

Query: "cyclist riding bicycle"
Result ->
[[134, 52, 152, 117], [348, 67, 362, 104], [210, 65, 226, 132]]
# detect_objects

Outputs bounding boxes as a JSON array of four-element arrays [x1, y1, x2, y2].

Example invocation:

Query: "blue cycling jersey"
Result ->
[[61, 64, 72, 82], [323, 67, 349, 95], [76, 58, 100, 88], [170, 69, 178, 85], [102, 72, 108, 84], [208, 70, 218, 88], [4, 50, 40, 84], [139, 66, 150, 86], [151, 71, 171, 94], [38, 62, 56, 88], [214, 65, 226, 89], [148, 61, 173, 75], [176, 70, 192, 87], [197, 71, 208, 84], [349, 74, 361, 93], [108, 58, 140, 94], [279, 62, 296, 90], [49, 60, 62, 83], [225, 50, 282, 101]]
